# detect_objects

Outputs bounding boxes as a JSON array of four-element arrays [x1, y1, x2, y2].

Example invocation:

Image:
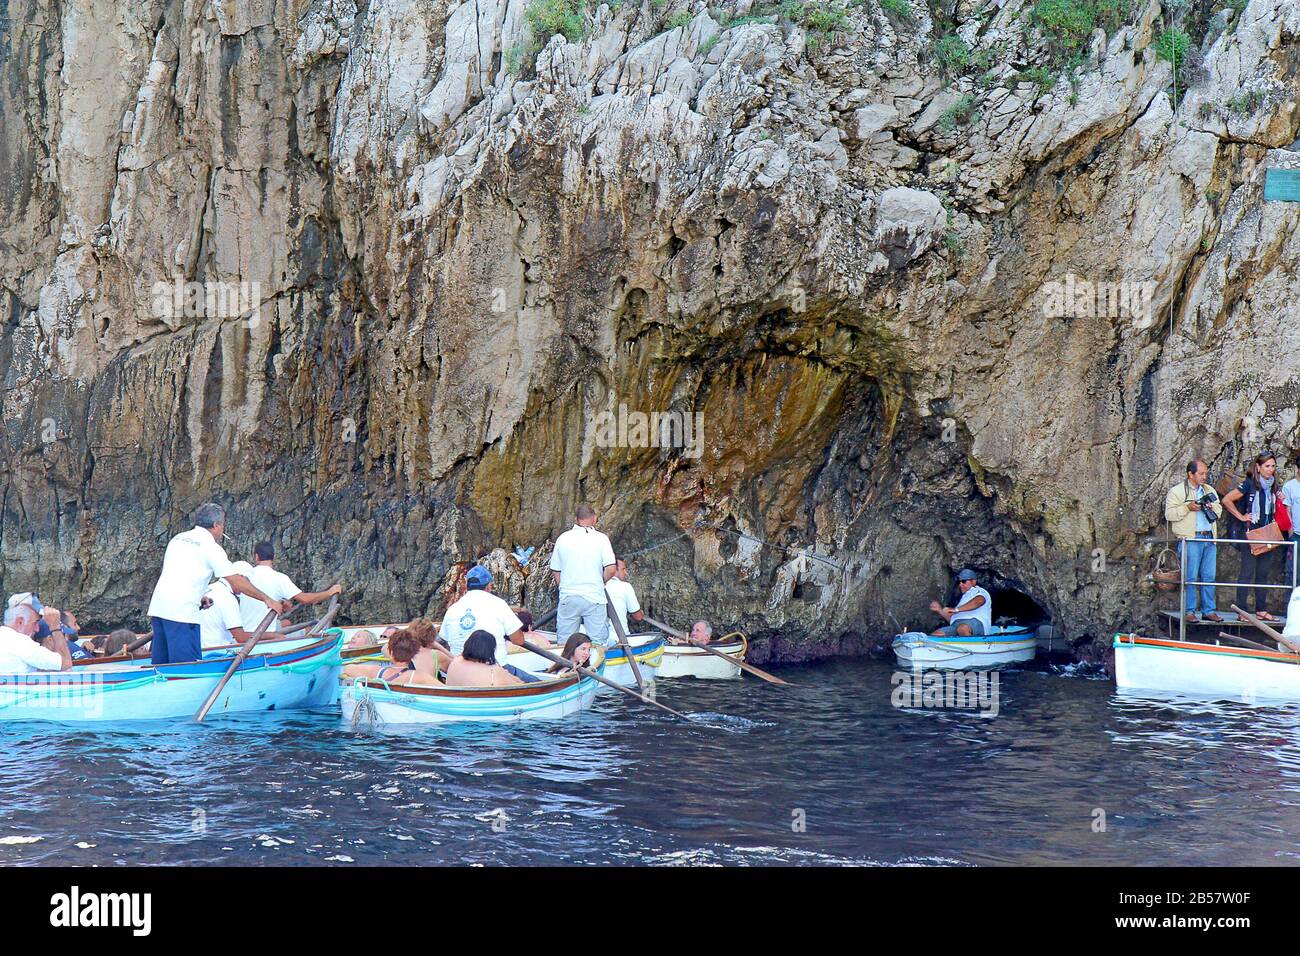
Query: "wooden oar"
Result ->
[[641, 614, 790, 686], [193, 595, 341, 723], [1230, 604, 1300, 654], [194, 608, 279, 722], [125, 632, 153, 655], [1217, 631, 1284, 654], [520, 639, 688, 720], [605, 596, 646, 692], [533, 606, 559, 630]]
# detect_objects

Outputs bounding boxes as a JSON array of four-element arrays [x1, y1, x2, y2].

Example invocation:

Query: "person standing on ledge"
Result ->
[[929, 569, 992, 637], [146, 503, 288, 665], [1164, 458, 1223, 624], [551, 503, 617, 647], [1222, 452, 1281, 622], [240, 540, 342, 633]]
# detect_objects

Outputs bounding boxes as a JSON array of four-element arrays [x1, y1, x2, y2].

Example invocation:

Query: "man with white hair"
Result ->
[[687, 620, 714, 647], [6, 592, 91, 661], [0, 603, 71, 673], [147, 503, 287, 665]]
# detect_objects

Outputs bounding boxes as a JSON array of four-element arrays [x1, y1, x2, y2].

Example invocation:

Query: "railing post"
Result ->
[[1179, 537, 1186, 642]]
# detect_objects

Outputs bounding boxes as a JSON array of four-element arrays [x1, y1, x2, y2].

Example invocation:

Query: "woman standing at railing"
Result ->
[[1223, 452, 1282, 622]]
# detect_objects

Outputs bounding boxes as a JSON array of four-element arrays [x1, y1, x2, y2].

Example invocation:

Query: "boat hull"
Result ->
[[341, 650, 605, 724], [0, 633, 343, 722], [892, 627, 1037, 669], [1114, 633, 1300, 702], [656, 639, 745, 679], [519, 632, 664, 687]]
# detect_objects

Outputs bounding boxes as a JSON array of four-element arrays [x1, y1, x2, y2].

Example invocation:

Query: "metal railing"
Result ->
[[1175, 535, 1298, 641]]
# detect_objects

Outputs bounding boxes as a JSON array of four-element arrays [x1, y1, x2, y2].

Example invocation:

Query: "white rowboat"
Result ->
[[892, 626, 1037, 669], [656, 637, 746, 679], [1114, 633, 1300, 702]]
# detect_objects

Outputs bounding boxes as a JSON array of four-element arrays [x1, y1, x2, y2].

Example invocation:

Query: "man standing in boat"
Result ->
[[238, 540, 342, 633], [551, 503, 617, 646], [146, 503, 288, 665], [605, 560, 645, 637], [1164, 458, 1223, 624], [929, 569, 992, 637]]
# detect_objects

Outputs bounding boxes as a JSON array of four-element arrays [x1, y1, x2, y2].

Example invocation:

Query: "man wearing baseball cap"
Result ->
[[929, 569, 993, 638], [6, 592, 92, 661], [438, 565, 550, 682]]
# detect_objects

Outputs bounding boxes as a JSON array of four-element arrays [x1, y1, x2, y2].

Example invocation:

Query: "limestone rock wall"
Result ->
[[2, 0, 1298, 659]]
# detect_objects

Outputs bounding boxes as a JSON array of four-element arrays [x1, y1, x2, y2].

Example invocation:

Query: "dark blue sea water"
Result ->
[[2, 659, 1299, 866]]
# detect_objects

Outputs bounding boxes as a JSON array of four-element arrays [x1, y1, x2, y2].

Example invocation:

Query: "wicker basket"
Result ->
[[1152, 547, 1181, 592]]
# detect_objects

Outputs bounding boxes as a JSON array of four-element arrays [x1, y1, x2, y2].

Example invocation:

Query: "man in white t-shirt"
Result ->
[[929, 569, 993, 637], [439, 566, 548, 681], [238, 541, 342, 633], [605, 560, 645, 642], [551, 504, 617, 645], [0, 603, 71, 673], [199, 578, 250, 649], [146, 503, 288, 665]]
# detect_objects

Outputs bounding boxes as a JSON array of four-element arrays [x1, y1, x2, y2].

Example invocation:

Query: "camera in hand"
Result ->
[[1199, 489, 1220, 523]]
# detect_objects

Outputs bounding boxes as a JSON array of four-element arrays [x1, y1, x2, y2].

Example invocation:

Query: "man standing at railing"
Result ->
[[1164, 459, 1223, 624]]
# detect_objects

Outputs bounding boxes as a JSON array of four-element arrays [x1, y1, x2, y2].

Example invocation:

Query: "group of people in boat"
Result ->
[[1165, 453, 1300, 625], [0, 501, 719, 682]]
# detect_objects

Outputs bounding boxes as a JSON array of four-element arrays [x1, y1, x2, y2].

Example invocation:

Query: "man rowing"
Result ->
[[605, 559, 645, 637], [551, 503, 617, 646], [929, 568, 992, 637], [439, 566, 550, 682], [146, 503, 288, 665], [199, 571, 250, 649], [239, 540, 342, 633]]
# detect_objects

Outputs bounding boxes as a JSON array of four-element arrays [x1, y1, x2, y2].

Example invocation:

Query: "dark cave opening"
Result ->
[[985, 583, 1050, 627]]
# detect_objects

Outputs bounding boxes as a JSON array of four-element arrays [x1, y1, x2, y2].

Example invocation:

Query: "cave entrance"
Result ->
[[985, 582, 1049, 627]]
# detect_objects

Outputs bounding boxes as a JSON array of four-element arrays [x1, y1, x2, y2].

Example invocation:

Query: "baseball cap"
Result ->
[[957, 569, 978, 581], [6, 592, 43, 613], [466, 566, 492, 588]]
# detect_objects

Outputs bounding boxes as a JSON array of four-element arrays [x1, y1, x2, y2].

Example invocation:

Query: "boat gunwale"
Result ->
[[8, 633, 342, 685], [1114, 633, 1300, 665]]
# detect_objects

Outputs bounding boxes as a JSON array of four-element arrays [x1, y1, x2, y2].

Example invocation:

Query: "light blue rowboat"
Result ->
[[342, 647, 606, 725], [0, 631, 344, 722]]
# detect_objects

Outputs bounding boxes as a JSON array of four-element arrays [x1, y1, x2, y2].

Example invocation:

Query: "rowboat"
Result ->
[[656, 635, 746, 679], [1114, 632, 1300, 702], [341, 646, 606, 724], [0, 632, 344, 722], [892, 625, 1037, 669]]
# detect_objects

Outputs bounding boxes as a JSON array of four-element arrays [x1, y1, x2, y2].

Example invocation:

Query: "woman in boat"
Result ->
[[406, 618, 453, 678], [546, 633, 592, 674], [343, 631, 440, 686], [346, 628, 379, 649], [1223, 452, 1283, 622], [445, 630, 523, 687]]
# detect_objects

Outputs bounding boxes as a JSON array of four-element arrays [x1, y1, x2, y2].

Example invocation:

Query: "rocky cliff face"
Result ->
[[1, 0, 1298, 660]]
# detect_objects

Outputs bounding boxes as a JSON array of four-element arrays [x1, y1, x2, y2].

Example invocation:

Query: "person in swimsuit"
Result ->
[[446, 630, 524, 687], [342, 631, 441, 686], [405, 618, 453, 679]]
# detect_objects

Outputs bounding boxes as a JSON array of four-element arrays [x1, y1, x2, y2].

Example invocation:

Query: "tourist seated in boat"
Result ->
[[929, 569, 993, 637], [439, 565, 549, 683], [445, 630, 524, 687], [6, 593, 93, 661], [238, 541, 343, 633], [0, 603, 72, 672], [199, 578, 250, 649], [406, 618, 453, 678], [343, 631, 440, 686], [606, 560, 646, 638], [547, 633, 593, 673], [686, 620, 715, 646], [381, 625, 401, 639], [347, 629, 379, 649], [91, 628, 142, 658]]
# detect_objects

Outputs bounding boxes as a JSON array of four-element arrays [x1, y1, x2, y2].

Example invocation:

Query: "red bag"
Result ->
[[1279, 499, 1292, 534]]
